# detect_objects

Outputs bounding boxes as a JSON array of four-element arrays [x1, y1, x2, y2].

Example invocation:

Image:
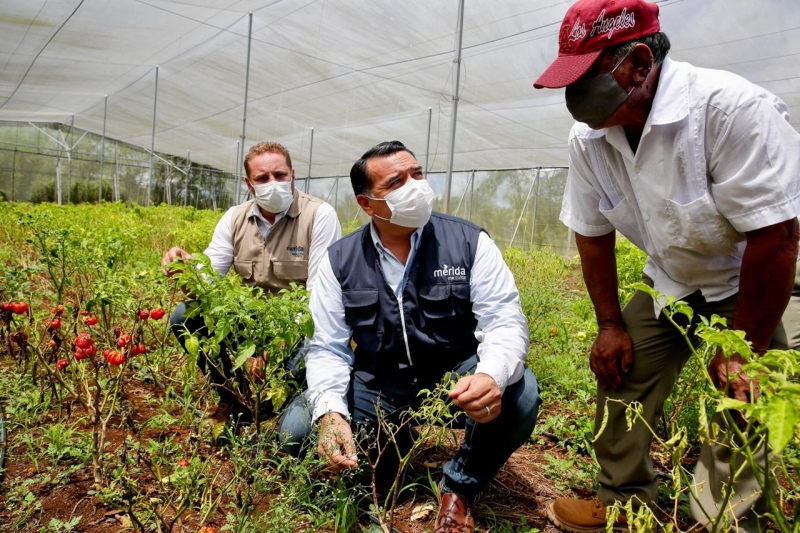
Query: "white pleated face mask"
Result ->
[[368, 178, 434, 228], [252, 180, 294, 213]]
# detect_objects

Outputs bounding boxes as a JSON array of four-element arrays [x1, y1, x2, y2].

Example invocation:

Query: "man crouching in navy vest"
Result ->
[[277, 141, 541, 532]]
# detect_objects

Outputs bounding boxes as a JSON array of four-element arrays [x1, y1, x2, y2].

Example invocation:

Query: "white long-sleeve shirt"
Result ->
[[203, 200, 341, 292], [305, 224, 530, 422]]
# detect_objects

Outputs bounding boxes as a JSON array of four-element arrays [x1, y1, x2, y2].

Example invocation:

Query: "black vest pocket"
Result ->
[[419, 283, 473, 342], [342, 289, 382, 351]]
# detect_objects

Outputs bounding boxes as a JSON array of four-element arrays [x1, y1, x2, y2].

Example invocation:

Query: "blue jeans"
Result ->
[[278, 354, 541, 499], [170, 301, 306, 405]]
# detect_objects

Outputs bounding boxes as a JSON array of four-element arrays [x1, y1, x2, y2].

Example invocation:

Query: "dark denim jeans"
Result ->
[[170, 301, 305, 405], [278, 354, 541, 499]]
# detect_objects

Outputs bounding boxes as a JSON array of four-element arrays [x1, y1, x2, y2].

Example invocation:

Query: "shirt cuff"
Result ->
[[475, 357, 510, 395], [309, 390, 350, 422]]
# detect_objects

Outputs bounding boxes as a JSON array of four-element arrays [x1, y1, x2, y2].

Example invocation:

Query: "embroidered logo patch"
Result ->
[[433, 263, 467, 281], [287, 245, 305, 256]]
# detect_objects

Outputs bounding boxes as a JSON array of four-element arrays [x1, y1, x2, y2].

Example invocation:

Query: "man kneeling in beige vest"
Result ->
[[162, 142, 342, 430]]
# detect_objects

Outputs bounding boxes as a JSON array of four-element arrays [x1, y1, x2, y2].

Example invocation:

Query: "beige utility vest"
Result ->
[[230, 189, 322, 295]]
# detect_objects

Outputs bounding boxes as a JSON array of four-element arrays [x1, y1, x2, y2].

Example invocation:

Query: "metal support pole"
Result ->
[[468, 169, 475, 220], [235, 142, 242, 203], [68, 115, 74, 203], [166, 164, 172, 205], [424, 106, 432, 177], [443, 0, 465, 214], [530, 168, 541, 248], [148, 66, 159, 207], [11, 149, 16, 201], [99, 95, 107, 203], [235, 140, 241, 203], [239, 12, 253, 204], [305, 127, 314, 193], [113, 141, 119, 202], [334, 176, 339, 211], [184, 151, 191, 207]]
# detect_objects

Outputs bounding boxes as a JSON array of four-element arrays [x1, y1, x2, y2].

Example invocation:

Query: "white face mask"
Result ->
[[252, 180, 294, 213], [368, 178, 434, 228]]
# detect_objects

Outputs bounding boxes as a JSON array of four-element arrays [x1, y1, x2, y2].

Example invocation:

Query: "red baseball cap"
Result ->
[[533, 0, 660, 89]]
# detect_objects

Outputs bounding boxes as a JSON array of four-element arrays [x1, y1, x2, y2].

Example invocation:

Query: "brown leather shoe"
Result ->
[[200, 400, 240, 437], [435, 492, 475, 532], [547, 497, 629, 532]]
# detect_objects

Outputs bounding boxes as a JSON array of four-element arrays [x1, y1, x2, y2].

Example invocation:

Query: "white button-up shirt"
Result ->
[[204, 200, 342, 292], [561, 58, 800, 311], [305, 223, 530, 422]]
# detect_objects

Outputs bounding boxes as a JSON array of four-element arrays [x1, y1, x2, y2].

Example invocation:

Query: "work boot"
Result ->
[[200, 400, 244, 443], [547, 497, 629, 532]]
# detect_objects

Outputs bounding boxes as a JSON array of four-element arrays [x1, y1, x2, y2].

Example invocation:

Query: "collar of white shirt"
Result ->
[[583, 57, 690, 146], [369, 221, 423, 261], [250, 201, 287, 227]]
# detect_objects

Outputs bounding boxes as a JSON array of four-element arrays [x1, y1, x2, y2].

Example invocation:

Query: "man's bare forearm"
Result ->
[[733, 219, 799, 353], [576, 231, 624, 328]]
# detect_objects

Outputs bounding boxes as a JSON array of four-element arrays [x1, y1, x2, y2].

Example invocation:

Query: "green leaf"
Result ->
[[185, 335, 200, 358], [765, 397, 798, 454], [672, 300, 694, 323], [594, 402, 609, 443], [716, 397, 753, 413], [232, 342, 256, 371], [300, 313, 314, 339], [698, 400, 710, 443]]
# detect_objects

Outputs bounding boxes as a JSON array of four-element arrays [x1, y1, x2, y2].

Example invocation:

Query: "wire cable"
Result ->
[[0, 0, 86, 110]]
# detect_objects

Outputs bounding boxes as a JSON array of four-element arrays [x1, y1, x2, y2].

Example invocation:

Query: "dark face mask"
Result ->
[[565, 53, 634, 128]]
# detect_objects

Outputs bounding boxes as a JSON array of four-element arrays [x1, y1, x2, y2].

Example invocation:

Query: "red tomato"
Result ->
[[138, 309, 150, 321], [106, 350, 126, 366], [75, 344, 96, 359], [76, 334, 93, 350], [56, 359, 69, 371], [13, 302, 29, 315], [150, 308, 166, 320]]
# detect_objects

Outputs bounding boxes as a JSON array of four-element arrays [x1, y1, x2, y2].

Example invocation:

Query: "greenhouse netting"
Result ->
[[1, 0, 798, 255]]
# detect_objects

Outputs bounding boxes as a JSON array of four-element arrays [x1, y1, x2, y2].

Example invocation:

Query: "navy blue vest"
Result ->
[[329, 213, 483, 384]]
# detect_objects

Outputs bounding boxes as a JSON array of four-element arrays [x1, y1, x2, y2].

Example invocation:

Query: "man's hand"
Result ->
[[708, 350, 760, 430], [589, 325, 634, 390], [162, 247, 193, 277], [245, 352, 268, 385], [449, 373, 502, 423], [317, 413, 357, 470]]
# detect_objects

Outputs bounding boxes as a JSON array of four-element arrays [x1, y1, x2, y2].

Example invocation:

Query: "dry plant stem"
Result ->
[[34, 347, 85, 408], [198, 469, 234, 526], [90, 363, 124, 484]]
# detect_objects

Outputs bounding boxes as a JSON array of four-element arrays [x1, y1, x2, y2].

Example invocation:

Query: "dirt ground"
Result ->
[[0, 361, 600, 532]]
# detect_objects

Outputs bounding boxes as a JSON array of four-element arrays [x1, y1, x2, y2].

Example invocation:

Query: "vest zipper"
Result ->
[[396, 294, 413, 367]]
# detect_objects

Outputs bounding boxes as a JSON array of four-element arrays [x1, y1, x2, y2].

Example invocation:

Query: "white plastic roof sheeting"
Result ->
[[1, 0, 798, 176]]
